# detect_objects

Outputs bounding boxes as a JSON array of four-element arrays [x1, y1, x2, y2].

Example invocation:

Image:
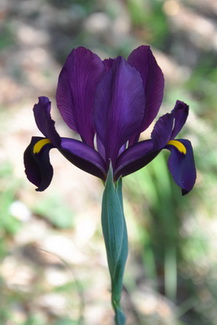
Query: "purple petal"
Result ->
[[171, 100, 189, 139], [24, 137, 54, 191], [33, 97, 61, 147], [94, 57, 145, 167], [115, 140, 159, 179], [151, 100, 190, 149], [60, 138, 107, 179], [166, 139, 196, 195], [96, 134, 106, 161], [103, 58, 115, 70], [128, 45, 164, 131], [56, 47, 105, 146], [151, 112, 174, 149]]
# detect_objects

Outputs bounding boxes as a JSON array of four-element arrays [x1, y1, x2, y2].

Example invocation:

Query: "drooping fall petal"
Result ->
[[24, 137, 54, 191], [166, 139, 196, 195]]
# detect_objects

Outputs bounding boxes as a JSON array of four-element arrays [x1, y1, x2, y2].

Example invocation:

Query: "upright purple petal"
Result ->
[[33, 97, 61, 147], [166, 139, 196, 195], [103, 58, 115, 70], [151, 112, 174, 149], [171, 100, 189, 139], [56, 47, 105, 146], [128, 45, 164, 131], [151, 100, 189, 150], [96, 134, 106, 161], [94, 57, 145, 167]]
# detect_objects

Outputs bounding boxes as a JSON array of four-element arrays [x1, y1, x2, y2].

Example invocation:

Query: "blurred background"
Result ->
[[0, 0, 217, 324]]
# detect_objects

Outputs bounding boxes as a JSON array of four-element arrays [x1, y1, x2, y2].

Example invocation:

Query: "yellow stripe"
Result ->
[[167, 140, 186, 154], [33, 139, 51, 154]]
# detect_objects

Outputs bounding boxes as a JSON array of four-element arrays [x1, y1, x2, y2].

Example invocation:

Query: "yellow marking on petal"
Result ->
[[33, 139, 51, 154], [167, 140, 187, 154]]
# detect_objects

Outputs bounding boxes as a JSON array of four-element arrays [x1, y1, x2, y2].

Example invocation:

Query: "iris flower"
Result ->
[[24, 46, 196, 194]]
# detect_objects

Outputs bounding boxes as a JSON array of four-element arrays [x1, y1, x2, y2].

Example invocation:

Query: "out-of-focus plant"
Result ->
[[0, 163, 21, 241], [127, 0, 169, 49]]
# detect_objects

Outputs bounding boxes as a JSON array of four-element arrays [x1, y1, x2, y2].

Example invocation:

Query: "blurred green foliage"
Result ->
[[127, 0, 169, 48], [0, 164, 21, 240], [33, 194, 75, 229], [0, 23, 14, 50]]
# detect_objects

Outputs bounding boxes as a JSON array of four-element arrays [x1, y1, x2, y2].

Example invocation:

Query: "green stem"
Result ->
[[101, 166, 128, 325], [114, 305, 126, 325]]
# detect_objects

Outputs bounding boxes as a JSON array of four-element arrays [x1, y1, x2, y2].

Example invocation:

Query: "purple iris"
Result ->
[[24, 46, 196, 194]]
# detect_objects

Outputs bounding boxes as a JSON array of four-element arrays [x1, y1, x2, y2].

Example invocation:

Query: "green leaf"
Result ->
[[101, 165, 128, 324]]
